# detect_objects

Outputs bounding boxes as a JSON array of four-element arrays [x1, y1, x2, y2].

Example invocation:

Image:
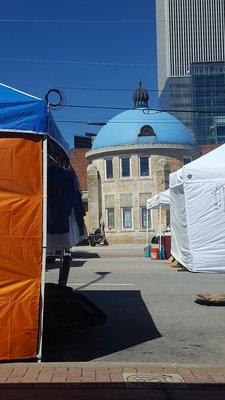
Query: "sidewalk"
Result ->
[[1, 361, 225, 399]]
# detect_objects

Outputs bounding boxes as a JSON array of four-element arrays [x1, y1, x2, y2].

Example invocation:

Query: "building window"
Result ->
[[105, 158, 113, 179], [106, 208, 115, 229], [139, 156, 150, 176], [120, 157, 130, 178], [140, 207, 151, 229], [122, 208, 132, 229], [183, 156, 193, 165], [138, 125, 156, 137], [215, 125, 225, 143]]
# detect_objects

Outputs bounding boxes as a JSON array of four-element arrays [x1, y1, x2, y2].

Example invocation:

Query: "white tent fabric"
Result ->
[[170, 144, 225, 273], [147, 189, 170, 210], [146, 189, 170, 249]]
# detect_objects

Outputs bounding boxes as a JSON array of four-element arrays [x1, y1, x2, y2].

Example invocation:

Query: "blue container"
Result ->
[[159, 245, 166, 260], [144, 245, 151, 258]]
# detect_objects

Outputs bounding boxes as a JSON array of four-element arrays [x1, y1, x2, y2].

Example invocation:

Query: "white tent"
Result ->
[[170, 144, 225, 273], [146, 189, 170, 249], [147, 189, 170, 210]]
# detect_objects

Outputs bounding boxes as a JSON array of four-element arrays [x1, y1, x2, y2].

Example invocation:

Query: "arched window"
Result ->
[[138, 125, 156, 137]]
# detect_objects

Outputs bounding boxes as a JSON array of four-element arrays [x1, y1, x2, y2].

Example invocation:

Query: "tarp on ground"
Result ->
[[170, 144, 225, 273], [147, 189, 170, 210]]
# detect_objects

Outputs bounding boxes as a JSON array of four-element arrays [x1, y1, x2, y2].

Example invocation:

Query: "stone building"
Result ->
[[86, 84, 199, 244]]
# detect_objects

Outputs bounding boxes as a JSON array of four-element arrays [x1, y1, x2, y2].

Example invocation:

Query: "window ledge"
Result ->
[[119, 178, 134, 181], [140, 229, 154, 232]]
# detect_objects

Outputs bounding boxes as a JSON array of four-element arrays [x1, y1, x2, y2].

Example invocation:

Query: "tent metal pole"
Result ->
[[146, 207, 149, 245], [37, 136, 48, 362], [159, 205, 162, 259]]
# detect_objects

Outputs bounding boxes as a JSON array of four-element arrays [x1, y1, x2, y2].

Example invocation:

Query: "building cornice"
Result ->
[[86, 143, 200, 161]]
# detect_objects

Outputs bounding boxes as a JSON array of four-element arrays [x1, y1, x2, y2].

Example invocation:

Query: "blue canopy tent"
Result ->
[[0, 83, 85, 361], [0, 82, 69, 155]]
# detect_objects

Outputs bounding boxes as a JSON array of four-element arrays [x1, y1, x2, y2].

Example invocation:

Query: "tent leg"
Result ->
[[159, 205, 162, 259], [37, 137, 47, 362], [58, 252, 72, 286], [146, 208, 149, 245]]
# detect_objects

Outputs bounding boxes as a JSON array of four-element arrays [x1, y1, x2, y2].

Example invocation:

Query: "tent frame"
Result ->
[[146, 190, 170, 258], [37, 137, 47, 361]]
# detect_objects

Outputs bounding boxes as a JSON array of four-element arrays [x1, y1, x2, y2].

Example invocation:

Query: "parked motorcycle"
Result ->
[[88, 228, 108, 246]]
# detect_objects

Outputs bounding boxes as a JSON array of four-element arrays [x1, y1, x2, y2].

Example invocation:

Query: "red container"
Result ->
[[161, 234, 171, 258], [151, 248, 159, 260]]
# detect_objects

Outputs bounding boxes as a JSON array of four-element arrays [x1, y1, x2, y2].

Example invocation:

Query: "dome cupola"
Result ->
[[92, 108, 195, 149], [133, 81, 149, 108]]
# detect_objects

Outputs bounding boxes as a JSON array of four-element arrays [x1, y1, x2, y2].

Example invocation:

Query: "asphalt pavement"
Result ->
[[43, 245, 225, 365]]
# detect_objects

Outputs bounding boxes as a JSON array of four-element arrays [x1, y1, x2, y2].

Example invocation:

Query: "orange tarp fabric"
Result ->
[[0, 135, 42, 360]]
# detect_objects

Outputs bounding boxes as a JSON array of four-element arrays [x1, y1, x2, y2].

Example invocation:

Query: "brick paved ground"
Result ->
[[1, 362, 225, 399]]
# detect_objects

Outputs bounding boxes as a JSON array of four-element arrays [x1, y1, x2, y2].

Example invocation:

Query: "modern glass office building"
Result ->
[[156, 0, 225, 143], [191, 62, 225, 144], [158, 76, 193, 134], [156, 0, 225, 91]]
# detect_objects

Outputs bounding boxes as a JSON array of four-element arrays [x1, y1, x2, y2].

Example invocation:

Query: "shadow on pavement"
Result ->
[[75, 271, 111, 290], [70, 251, 100, 259], [46, 259, 87, 271], [43, 283, 107, 332], [42, 289, 161, 361], [1, 382, 225, 400]]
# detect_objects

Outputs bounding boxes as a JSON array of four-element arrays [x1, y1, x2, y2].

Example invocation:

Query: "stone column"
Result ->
[[155, 158, 171, 232], [87, 163, 101, 232]]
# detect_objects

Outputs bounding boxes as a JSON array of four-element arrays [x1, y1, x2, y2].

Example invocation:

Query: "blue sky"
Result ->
[[0, 0, 157, 147]]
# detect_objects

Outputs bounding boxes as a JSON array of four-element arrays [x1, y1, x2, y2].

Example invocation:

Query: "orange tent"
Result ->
[[0, 84, 84, 360], [0, 134, 43, 360]]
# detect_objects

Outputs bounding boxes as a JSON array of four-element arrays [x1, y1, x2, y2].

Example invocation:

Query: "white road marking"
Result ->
[[68, 283, 134, 286]]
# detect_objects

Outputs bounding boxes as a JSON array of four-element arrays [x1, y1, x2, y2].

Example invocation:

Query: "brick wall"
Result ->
[[200, 144, 221, 155], [70, 148, 90, 191]]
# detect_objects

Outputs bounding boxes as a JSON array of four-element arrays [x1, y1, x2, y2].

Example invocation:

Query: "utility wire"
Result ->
[[0, 57, 153, 66], [60, 86, 150, 92], [0, 19, 154, 23], [0, 57, 223, 72], [0, 19, 223, 23], [63, 104, 225, 113], [64, 104, 127, 110], [59, 85, 225, 94], [55, 119, 195, 124]]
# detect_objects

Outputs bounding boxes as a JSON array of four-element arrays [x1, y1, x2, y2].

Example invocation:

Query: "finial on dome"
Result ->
[[133, 80, 149, 108]]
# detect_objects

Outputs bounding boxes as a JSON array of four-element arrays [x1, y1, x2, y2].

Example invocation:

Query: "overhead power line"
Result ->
[[0, 58, 224, 73], [60, 86, 150, 92], [59, 85, 225, 94], [0, 19, 223, 23], [64, 104, 127, 110], [55, 119, 193, 125], [63, 104, 225, 113], [0, 19, 154, 23], [0, 57, 153, 66]]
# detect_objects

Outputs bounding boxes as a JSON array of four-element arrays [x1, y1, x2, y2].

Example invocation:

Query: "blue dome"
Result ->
[[92, 108, 195, 149]]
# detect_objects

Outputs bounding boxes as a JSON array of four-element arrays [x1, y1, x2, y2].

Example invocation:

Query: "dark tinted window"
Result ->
[[140, 156, 149, 176], [121, 158, 130, 177], [106, 159, 113, 179]]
